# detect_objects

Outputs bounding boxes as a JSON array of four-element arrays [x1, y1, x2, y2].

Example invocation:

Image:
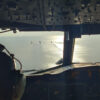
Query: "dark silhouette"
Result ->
[[0, 45, 26, 100]]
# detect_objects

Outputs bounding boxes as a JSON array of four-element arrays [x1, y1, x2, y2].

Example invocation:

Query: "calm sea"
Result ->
[[0, 31, 100, 72]]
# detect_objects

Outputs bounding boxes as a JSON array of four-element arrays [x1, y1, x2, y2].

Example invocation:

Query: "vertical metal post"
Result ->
[[63, 31, 75, 66]]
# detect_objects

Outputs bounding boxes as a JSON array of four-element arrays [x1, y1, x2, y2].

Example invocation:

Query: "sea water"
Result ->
[[0, 31, 63, 71], [74, 35, 100, 63], [0, 31, 100, 72]]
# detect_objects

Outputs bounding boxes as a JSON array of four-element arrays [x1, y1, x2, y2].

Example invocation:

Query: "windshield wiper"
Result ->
[[0, 29, 12, 33], [22, 69, 43, 73], [0, 28, 17, 33]]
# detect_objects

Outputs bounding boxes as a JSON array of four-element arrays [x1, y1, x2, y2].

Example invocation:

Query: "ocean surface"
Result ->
[[0, 31, 100, 72]]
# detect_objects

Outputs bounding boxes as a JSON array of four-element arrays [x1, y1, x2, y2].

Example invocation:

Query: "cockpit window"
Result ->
[[0, 30, 64, 72], [73, 35, 100, 63]]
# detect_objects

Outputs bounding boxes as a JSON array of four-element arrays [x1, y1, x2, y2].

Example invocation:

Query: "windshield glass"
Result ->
[[0, 30, 64, 72], [73, 35, 100, 63], [1, 30, 100, 74]]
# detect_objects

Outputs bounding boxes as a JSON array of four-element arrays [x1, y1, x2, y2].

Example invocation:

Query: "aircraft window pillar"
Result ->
[[63, 31, 75, 66]]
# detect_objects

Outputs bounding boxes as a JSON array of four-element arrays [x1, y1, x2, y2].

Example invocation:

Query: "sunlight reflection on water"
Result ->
[[0, 31, 100, 71], [73, 35, 100, 63], [0, 31, 64, 70]]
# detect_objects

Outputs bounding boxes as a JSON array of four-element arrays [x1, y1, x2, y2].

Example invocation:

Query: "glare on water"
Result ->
[[0, 31, 64, 70], [73, 35, 100, 63], [0, 30, 100, 71]]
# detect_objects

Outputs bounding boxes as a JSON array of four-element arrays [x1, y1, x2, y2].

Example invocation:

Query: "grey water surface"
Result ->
[[0, 31, 100, 71]]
